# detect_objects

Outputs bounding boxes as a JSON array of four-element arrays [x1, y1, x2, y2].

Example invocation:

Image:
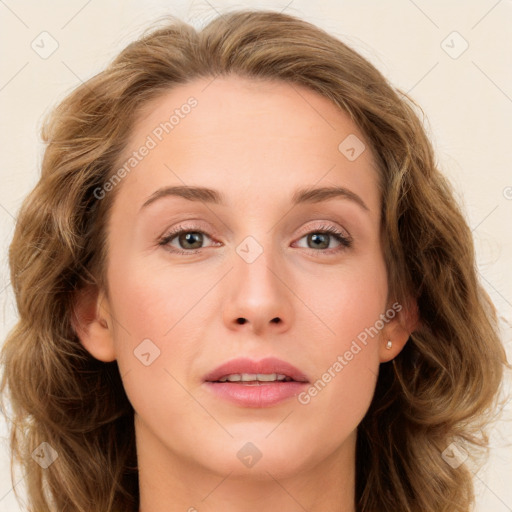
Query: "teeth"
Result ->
[[257, 373, 282, 382], [217, 373, 291, 383]]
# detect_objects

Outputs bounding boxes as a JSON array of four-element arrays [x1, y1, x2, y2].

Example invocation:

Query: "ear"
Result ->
[[379, 296, 420, 363], [71, 284, 116, 362]]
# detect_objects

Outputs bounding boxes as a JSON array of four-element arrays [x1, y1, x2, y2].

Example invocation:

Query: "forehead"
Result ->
[[130, 75, 372, 153], [112, 75, 381, 215]]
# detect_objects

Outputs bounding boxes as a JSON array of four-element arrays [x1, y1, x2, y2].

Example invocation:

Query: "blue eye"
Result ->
[[295, 224, 352, 252]]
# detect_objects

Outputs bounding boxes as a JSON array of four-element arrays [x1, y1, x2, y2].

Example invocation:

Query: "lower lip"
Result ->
[[204, 381, 309, 408]]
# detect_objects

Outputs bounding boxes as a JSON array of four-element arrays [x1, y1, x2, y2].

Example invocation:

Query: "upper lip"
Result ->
[[204, 357, 309, 383]]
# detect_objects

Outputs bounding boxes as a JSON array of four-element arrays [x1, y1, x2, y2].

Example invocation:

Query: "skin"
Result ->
[[73, 76, 415, 512]]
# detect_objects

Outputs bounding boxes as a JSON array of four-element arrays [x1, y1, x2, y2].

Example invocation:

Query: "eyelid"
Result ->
[[296, 220, 351, 240], [159, 220, 215, 239], [157, 221, 218, 250]]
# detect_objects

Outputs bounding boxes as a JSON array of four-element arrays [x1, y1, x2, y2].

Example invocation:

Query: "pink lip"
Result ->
[[202, 357, 309, 408]]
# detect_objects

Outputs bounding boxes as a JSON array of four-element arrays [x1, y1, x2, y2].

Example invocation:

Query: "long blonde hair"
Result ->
[[1, 9, 508, 512]]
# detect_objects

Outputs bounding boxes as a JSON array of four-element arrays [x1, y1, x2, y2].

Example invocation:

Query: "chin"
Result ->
[[194, 431, 315, 479]]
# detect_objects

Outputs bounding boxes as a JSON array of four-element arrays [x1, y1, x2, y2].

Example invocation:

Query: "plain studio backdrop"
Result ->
[[0, 1, 511, 511]]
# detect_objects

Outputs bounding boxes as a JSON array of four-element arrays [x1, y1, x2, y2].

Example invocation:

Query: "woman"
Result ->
[[1, 9, 508, 512]]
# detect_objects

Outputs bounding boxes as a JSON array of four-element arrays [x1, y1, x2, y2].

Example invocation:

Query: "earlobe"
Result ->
[[379, 296, 420, 363], [71, 284, 116, 362]]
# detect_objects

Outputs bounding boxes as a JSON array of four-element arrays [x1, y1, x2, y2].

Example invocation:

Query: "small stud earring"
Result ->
[[386, 340, 392, 350]]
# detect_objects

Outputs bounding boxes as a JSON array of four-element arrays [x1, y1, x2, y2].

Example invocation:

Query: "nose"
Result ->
[[222, 244, 294, 336]]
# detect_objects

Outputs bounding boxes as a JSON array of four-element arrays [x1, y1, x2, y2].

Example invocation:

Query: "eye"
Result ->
[[158, 226, 217, 254], [294, 224, 352, 253]]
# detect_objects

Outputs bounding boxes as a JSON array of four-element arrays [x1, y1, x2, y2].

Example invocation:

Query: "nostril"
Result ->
[[236, 318, 247, 324]]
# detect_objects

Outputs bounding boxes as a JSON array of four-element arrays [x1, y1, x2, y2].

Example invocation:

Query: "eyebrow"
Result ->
[[140, 185, 369, 212]]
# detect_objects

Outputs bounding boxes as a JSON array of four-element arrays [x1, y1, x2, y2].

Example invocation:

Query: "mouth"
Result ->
[[203, 361, 309, 408], [204, 357, 309, 409], [209, 373, 301, 385], [203, 356, 309, 385]]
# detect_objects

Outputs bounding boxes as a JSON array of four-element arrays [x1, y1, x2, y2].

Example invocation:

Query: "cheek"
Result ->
[[303, 252, 388, 352], [104, 259, 205, 429], [107, 253, 208, 342], [294, 255, 387, 417]]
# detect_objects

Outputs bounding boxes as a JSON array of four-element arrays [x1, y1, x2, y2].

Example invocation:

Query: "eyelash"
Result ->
[[158, 223, 353, 256]]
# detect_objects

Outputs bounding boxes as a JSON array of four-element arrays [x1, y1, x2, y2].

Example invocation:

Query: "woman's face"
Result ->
[[84, 76, 409, 482]]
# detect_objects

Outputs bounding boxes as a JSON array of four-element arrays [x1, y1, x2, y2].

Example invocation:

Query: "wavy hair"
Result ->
[[1, 9, 508, 512]]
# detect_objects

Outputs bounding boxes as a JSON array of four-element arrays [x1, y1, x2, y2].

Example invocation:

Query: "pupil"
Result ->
[[310, 233, 328, 249]]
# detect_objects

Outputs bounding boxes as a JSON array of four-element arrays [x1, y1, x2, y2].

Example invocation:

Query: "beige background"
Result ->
[[0, 1, 511, 510]]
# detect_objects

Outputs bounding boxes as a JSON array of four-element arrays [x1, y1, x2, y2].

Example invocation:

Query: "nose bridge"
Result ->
[[234, 232, 282, 301]]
